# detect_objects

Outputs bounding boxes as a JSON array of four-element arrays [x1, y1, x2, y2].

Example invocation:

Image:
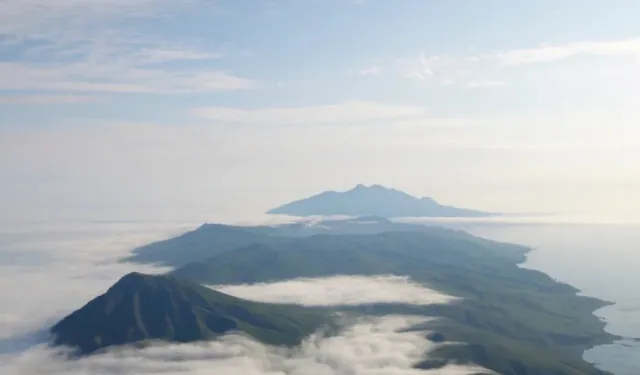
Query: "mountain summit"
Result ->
[[50, 272, 327, 355], [267, 184, 492, 218]]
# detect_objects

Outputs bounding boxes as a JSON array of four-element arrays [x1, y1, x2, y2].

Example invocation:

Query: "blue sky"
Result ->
[[1, 0, 640, 221]]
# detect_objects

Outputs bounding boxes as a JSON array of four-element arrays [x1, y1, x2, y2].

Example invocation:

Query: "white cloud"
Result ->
[[214, 275, 458, 306], [494, 38, 640, 66], [0, 221, 487, 375], [0, 0, 251, 94], [0, 0, 184, 42], [134, 48, 225, 64], [390, 37, 640, 88], [395, 54, 450, 81], [357, 64, 384, 76], [0, 62, 254, 93], [465, 80, 506, 89], [0, 0, 202, 65], [191, 101, 426, 125], [4, 317, 486, 375], [0, 94, 99, 105], [0, 222, 181, 339], [394, 54, 492, 88]]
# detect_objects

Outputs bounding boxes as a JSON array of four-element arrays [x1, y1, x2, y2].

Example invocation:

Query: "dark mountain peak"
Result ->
[[118, 271, 151, 282], [51, 272, 327, 356], [267, 185, 492, 218], [107, 271, 155, 293], [108, 272, 177, 292]]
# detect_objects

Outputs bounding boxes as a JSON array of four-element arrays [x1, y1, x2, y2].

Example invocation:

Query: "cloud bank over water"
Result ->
[[0, 221, 488, 375]]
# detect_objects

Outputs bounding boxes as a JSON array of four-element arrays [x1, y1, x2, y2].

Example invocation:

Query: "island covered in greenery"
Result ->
[[52, 216, 615, 375]]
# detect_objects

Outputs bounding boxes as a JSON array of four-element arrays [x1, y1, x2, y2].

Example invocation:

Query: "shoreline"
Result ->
[[517, 245, 622, 370]]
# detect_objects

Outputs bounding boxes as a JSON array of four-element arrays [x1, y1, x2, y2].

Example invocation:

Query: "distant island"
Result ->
[[267, 184, 494, 218]]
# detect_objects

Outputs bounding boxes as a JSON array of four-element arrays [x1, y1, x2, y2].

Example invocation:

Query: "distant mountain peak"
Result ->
[[267, 185, 492, 218]]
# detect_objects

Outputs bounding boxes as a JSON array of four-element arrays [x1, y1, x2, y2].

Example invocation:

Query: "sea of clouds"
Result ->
[[0, 220, 491, 375], [213, 275, 458, 307]]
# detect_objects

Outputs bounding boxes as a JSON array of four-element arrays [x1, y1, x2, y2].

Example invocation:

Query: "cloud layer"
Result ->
[[214, 275, 458, 306], [5, 316, 487, 375], [191, 101, 426, 125]]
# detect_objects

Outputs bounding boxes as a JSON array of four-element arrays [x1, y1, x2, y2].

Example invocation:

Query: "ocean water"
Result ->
[[459, 223, 640, 375]]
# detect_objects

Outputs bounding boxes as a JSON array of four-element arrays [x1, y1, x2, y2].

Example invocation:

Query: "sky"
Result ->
[[1, 0, 640, 222]]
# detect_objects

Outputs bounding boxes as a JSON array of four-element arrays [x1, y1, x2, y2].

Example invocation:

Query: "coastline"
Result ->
[[523, 244, 621, 346], [451, 219, 640, 375], [516, 244, 622, 372]]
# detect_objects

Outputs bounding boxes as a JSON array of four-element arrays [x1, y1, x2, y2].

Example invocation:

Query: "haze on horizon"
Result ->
[[1, 0, 639, 222]]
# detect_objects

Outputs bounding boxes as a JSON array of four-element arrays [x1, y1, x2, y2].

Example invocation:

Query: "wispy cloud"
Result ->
[[465, 80, 507, 89], [495, 38, 640, 66], [0, 62, 254, 93], [135, 48, 225, 64], [0, 0, 251, 94], [191, 101, 427, 125], [357, 64, 384, 76], [381, 37, 640, 88], [394, 54, 494, 88], [395, 54, 457, 82], [0, 94, 99, 105], [0, 0, 186, 42]]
